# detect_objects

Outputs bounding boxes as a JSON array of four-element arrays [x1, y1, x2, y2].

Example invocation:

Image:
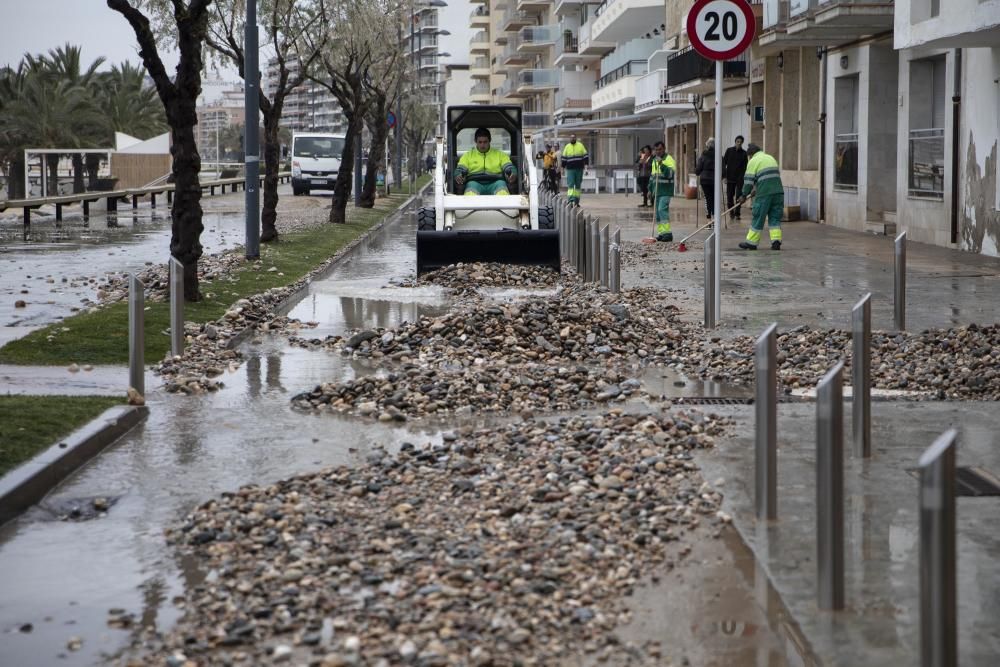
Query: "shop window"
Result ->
[[833, 75, 859, 191], [908, 56, 946, 198]]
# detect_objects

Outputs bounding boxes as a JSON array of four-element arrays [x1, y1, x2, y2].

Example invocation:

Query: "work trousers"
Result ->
[[565, 168, 583, 204], [746, 193, 784, 245]]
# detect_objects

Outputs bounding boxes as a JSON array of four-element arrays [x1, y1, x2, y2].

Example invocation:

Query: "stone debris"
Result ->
[[150, 410, 730, 665], [392, 262, 562, 290]]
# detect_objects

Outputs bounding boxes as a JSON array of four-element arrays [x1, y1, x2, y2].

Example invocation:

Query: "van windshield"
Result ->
[[294, 136, 345, 159]]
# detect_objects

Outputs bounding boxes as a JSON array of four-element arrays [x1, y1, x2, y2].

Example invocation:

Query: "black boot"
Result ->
[[771, 240, 781, 251], [656, 232, 673, 242], [738, 241, 757, 250]]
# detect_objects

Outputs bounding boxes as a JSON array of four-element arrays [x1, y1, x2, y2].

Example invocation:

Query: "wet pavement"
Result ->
[[0, 192, 806, 666]]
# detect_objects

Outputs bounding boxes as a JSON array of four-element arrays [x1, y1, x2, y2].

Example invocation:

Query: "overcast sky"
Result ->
[[0, 0, 472, 99]]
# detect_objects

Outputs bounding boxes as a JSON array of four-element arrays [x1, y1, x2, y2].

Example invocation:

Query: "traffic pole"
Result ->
[[714, 59, 723, 324]]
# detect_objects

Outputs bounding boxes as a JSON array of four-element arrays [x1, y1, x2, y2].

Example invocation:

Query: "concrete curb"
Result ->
[[228, 184, 428, 348], [0, 404, 149, 525]]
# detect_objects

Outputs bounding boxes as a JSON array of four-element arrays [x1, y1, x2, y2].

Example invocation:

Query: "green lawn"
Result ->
[[0, 183, 427, 366], [0, 396, 124, 476]]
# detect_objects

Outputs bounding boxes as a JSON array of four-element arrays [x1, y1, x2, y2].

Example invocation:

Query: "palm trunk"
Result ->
[[72, 154, 85, 193], [329, 115, 362, 224], [6, 159, 24, 199], [85, 154, 101, 190], [45, 155, 60, 197], [261, 110, 281, 242]]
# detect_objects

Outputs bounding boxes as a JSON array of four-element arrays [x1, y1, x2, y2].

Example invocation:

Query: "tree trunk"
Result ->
[[260, 110, 281, 242], [46, 155, 60, 197], [329, 115, 362, 224], [168, 118, 204, 301], [361, 110, 388, 208], [6, 159, 24, 199], [85, 154, 101, 190], [72, 154, 85, 193]]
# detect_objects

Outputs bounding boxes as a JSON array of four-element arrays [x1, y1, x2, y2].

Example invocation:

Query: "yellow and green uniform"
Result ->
[[741, 151, 783, 245], [649, 154, 676, 241], [456, 147, 517, 195], [561, 141, 589, 204]]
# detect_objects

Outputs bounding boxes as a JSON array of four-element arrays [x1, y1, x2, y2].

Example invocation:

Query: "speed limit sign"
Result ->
[[686, 0, 756, 61]]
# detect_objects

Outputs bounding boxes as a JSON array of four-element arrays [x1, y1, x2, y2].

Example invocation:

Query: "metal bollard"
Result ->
[[816, 361, 845, 611], [585, 218, 595, 282], [895, 231, 906, 331], [599, 225, 609, 288], [169, 256, 185, 357], [577, 211, 586, 275], [704, 232, 716, 328], [852, 293, 872, 458], [755, 323, 778, 521], [919, 428, 957, 667], [128, 274, 145, 395], [610, 228, 621, 293]]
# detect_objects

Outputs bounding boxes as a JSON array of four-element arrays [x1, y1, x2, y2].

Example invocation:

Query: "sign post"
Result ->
[[686, 0, 756, 325]]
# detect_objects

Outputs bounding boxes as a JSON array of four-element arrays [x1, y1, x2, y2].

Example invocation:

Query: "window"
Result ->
[[833, 75, 859, 191], [908, 56, 946, 198]]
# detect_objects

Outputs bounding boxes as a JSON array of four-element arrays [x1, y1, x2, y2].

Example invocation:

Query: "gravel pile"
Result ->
[[672, 324, 1000, 399], [292, 362, 642, 421], [392, 263, 562, 290], [100, 253, 249, 304], [153, 410, 731, 666]]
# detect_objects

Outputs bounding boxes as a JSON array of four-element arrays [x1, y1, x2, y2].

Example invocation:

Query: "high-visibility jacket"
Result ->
[[649, 154, 676, 194], [457, 148, 514, 182], [742, 151, 782, 198], [561, 141, 588, 170]]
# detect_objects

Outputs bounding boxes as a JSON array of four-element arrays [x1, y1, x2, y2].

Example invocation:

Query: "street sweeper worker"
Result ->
[[738, 144, 784, 251], [560, 133, 589, 206], [649, 141, 676, 242], [454, 128, 518, 195]]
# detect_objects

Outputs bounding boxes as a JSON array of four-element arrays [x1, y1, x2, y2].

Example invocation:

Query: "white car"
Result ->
[[290, 132, 346, 195]]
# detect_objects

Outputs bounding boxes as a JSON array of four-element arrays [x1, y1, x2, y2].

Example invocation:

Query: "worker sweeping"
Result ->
[[649, 141, 676, 242], [561, 133, 589, 206], [455, 128, 517, 196], [738, 143, 783, 250]]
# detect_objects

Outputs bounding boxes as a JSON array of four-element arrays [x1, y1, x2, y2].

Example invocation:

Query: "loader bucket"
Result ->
[[416, 229, 561, 275]]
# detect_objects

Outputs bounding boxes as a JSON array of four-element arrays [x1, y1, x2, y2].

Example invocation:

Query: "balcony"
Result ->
[[502, 39, 531, 66], [470, 82, 491, 103], [553, 31, 587, 65], [419, 56, 440, 70], [578, 19, 615, 56], [665, 47, 748, 94], [470, 6, 490, 27], [470, 56, 491, 79], [634, 69, 697, 113], [592, 60, 647, 111], [555, 89, 593, 115], [517, 68, 561, 92], [554, 0, 603, 16], [419, 36, 439, 52], [895, 0, 1000, 49], [470, 31, 490, 53], [523, 111, 553, 129], [502, 8, 534, 31], [518, 0, 551, 11], [498, 79, 526, 100], [760, 0, 892, 52], [590, 0, 664, 44], [518, 25, 558, 52]]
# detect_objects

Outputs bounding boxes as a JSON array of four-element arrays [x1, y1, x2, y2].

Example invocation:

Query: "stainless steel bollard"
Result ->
[[599, 225, 609, 288], [755, 323, 778, 521], [895, 231, 906, 331], [610, 228, 621, 293], [576, 211, 585, 275], [704, 232, 716, 328], [128, 274, 145, 395], [816, 361, 845, 611], [588, 219, 599, 283], [852, 293, 872, 458], [919, 428, 957, 667], [169, 256, 184, 357]]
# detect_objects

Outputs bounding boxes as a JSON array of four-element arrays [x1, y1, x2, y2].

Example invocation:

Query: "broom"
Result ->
[[677, 201, 743, 252]]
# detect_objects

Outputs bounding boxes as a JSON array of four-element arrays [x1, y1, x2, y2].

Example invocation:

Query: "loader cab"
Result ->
[[447, 105, 523, 195]]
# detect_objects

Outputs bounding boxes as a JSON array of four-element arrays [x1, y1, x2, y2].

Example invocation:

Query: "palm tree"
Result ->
[[101, 61, 167, 140]]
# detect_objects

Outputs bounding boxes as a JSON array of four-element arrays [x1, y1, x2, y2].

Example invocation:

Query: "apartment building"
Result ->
[[403, 1, 450, 148], [264, 58, 347, 136], [196, 85, 246, 162]]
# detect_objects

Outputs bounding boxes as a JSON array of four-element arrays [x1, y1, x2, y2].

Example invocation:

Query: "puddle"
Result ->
[[639, 366, 754, 400]]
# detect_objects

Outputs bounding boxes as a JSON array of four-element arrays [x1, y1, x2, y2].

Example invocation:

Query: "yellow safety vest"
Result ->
[[457, 148, 512, 178]]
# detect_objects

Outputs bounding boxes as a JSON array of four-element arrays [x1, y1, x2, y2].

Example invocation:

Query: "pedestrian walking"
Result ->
[[649, 141, 676, 242], [695, 138, 716, 220], [561, 133, 588, 206], [738, 143, 784, 251], [543, 144, 558, 194], [722, 135, 748, 220], [635, 146, 652, 207]]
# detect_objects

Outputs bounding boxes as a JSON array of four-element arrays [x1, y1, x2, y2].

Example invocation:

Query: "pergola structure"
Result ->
[[22, 147, 114, 198]]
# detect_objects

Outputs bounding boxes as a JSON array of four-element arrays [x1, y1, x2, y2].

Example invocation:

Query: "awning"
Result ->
[[531, 110, 695, 139]]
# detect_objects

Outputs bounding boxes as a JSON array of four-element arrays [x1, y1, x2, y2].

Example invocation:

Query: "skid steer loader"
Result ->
[[415, 105, 559, 275]]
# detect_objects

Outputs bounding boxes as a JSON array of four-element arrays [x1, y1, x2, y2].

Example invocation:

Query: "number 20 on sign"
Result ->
[[686, 0, 756, 62]]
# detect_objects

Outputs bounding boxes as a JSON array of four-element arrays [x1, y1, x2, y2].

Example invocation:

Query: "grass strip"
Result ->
[[0, 180, 428, 366], [0, 395, 124, 476]]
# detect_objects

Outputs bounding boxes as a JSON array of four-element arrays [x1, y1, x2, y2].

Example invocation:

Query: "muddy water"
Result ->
[[0, 196, 810, 666]]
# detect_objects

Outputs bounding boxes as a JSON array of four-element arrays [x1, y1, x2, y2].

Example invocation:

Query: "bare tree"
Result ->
[[358, 17, 405, 208], [107, 0, 212, 301], [206, 0, 325, 242], [402, 96, 437, 179]]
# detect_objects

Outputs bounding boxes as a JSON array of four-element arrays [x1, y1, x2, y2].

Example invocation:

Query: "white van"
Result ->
[[290, 132, 346, 195]]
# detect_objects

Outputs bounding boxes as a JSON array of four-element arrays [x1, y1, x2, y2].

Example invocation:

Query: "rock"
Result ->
[[14, 300, 26, 308], [273, 645, 293, 662], [606, 304, 630, 320], [204, 324, 218, 340], [347, 330, 378, 348], [127, 387, 145, 406], [68, 363, 80, 373], [92, 497, 109, 512], [66, 636, 82, 651]]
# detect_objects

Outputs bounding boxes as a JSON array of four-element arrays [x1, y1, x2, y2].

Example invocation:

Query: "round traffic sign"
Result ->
[[686, 0, 756, 61], [387, 111, 397, 129]]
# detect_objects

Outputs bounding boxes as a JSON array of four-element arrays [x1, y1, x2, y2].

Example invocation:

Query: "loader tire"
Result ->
[[538, 205, 554, 230], [417, 207, 436, 231]]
